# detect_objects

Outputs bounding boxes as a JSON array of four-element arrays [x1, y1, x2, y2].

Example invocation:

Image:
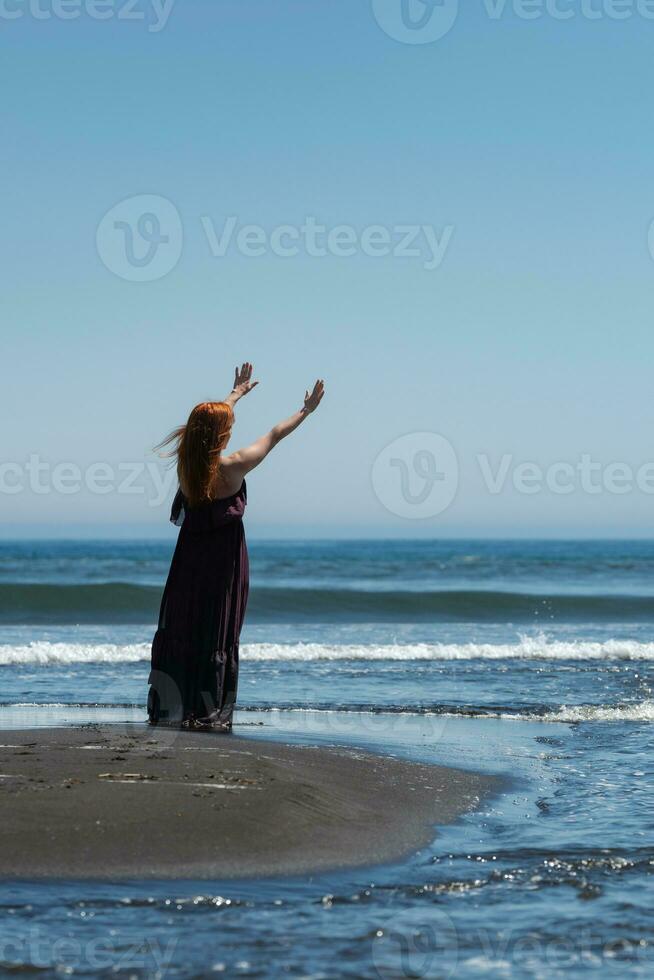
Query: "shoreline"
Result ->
[[0, 726, 500, 880]]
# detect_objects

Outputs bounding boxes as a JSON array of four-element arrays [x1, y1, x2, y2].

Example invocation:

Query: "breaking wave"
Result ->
[[2, 634, 654, 665]]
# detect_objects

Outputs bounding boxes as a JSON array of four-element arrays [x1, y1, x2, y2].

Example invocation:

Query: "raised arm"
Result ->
[[224, 380, 325, 479]]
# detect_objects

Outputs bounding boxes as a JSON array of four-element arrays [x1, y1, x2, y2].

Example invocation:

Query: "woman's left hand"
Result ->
[[227, 362, 259, 406]]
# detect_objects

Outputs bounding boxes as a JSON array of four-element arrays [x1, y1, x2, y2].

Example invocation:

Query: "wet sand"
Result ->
[[0, 727, 499, 880]]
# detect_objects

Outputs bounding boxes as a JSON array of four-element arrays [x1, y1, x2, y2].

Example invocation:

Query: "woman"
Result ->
[[147, 364, 325, 731]]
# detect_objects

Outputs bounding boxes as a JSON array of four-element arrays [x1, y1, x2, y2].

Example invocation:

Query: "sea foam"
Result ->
[[2, 635, 654, 665]]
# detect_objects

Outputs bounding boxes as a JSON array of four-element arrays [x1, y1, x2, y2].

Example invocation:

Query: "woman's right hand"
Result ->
[[303, 379, 325, 414]]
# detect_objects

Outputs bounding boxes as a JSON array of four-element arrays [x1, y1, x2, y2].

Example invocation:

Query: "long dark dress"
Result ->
[[147, 481, 249, 731]]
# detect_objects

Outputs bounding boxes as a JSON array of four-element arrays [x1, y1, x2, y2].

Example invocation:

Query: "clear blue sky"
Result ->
[[2, 0, 654, 538]]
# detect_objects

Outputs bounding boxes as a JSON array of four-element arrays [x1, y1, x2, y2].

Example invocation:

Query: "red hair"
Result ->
[[157, 402, 234, 508]]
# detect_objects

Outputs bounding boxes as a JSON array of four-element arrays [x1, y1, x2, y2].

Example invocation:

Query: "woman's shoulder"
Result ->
[[212, 458, 246, 500]]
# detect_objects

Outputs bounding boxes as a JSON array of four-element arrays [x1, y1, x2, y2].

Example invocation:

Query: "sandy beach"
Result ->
[[0, 726, 498, 880]]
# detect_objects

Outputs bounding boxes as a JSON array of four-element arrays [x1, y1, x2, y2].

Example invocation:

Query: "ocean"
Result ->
[[0, 538, 652, 978]]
